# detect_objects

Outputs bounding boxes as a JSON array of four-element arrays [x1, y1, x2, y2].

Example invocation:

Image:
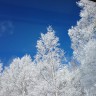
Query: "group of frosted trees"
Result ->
[[0, 0, 96, 96]]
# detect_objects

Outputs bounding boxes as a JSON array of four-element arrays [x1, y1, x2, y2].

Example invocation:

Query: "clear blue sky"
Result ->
[[0, 0, 80, 66]]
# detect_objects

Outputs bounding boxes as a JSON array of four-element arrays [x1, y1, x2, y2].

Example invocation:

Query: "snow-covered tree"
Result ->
[[68, 0, 96, 95], [0, 55, 38, 96], [34, 26, 68, 96], [80, 39, 96, 95], [68, 0, 96, 63], [33, 26, 86, 96], [54, 69, 82, 96], [0, 61, 3, 92]]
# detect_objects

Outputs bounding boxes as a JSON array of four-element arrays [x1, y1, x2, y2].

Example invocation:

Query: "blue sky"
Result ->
[[0, 0, 80, 66]]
